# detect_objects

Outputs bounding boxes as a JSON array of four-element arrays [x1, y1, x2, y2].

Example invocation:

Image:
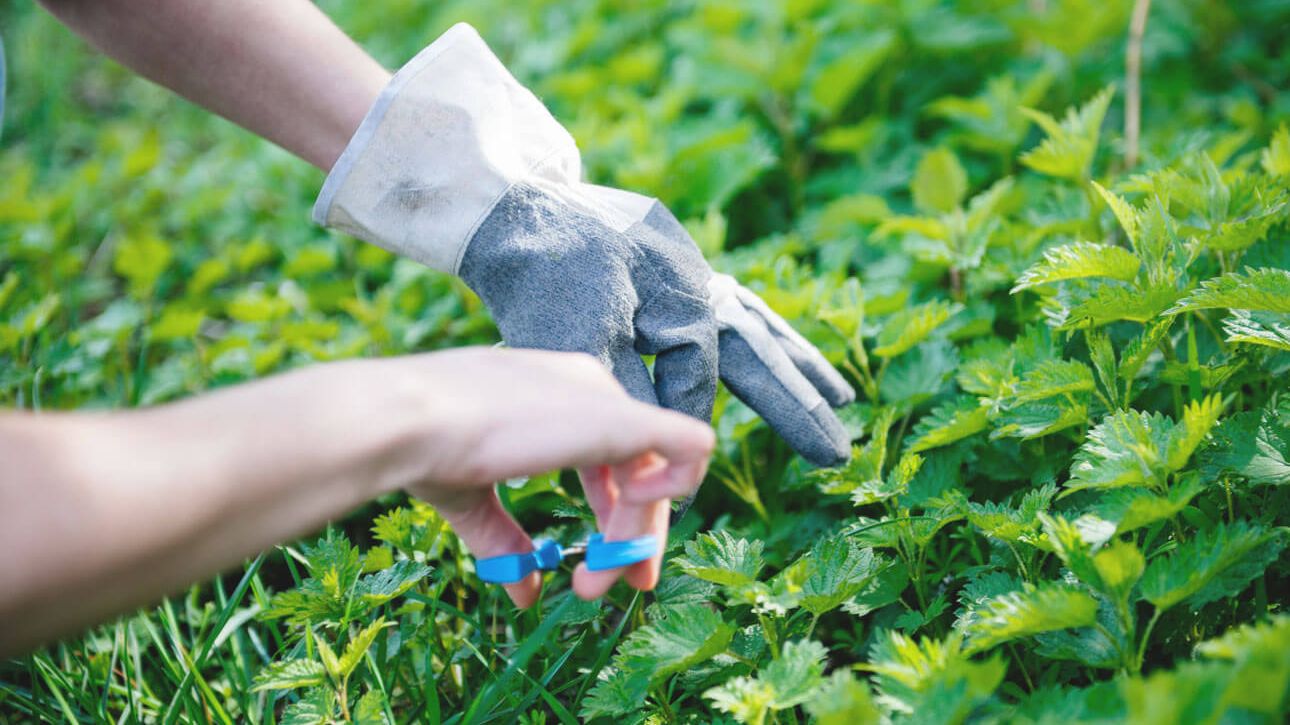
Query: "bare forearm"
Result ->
[[0, 363, 420, 656], [39, 0, 390, 169]]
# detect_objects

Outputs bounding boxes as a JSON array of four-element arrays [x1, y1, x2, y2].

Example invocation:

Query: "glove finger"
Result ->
[[730, 280, 856, 408], [635, 294, 719, 422], [609, 348, 659, 406], [716, 299, 851, 467]]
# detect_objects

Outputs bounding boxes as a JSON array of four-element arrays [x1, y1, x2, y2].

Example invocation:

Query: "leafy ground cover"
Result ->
[[2, 0, 1290, 722]]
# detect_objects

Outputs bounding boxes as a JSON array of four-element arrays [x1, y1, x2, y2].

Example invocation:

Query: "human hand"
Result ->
[[394, 348, 714, 607]]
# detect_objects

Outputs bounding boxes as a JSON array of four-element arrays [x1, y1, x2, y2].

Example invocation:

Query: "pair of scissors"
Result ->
[[475, 534, 659, 584]]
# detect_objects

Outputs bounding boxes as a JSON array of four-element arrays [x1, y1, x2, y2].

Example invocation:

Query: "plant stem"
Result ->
[[1124, 0, 1153, 169], [1135, 608, 1163, 672]]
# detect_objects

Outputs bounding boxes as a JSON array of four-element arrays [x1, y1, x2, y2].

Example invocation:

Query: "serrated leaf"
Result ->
[[353, 690, 390, 725], [314, 631, 341, 680], [907, 397, 989, 453], [1165, 395, 1223, 470], [1165, 267, 1290, 315], [763, 639, 828, 706], [1012, 242, 1141, 292], [1066, 409, 1172, 493], [1086, 474, 1206, 534], [251, 659, 327, 692], [279, 688, 334, 725], [804, 671, 880, 725], [991, 400, 1088, 440], [1011, 359, 1096, 405], [1201, 399, 1290, 486], [874, 300, 960, 357], [799, 536, 884, 615], [1262, 124, 1290, 176], [355, 560, 432, 605], [1222, 309, 1290, 351], [580, 667, 650, 719], [617, 603, 734, 682], [963, 584, 1099, 652], [705, 676, 777, 723], [674, 531, 765, 587], [969, 483, 1056, 544], [338, 618, 390, 679], [812, 409, 895, 496], [843, 559, 909, 618], [1059, 283, 1182, 329], [1091, 181, 1140, 245], [1141, 521, 1284, 611], [1018, 87, 1113, 181], [866, 632, 1005, 716], [912, 147, 969, 214]]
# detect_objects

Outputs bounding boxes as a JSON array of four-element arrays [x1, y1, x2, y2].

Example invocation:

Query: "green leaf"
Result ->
[[912, 147, 969, 214], [579, 668, 650, 719], [1222, 309, 1290, 351], [1141, 521, 1284, 611], [617, 603, 735, 682], [1066, 409, 1173, 493], [705, 676, 777, 723], [353, 689, 390, 725], [799, 536, 884, 615], [907, 397, 989, 453], [674, 531, 765, 587], [1091, 181, 1140, 246], [1018, 87, 1114, 181], [314, 631, 342, 680], [808, 31, 894, 119], [338, 618, 391, 679], [150, 305, 205, 341], [1165, 395, 1224, 471], [1262, 124, 1290, 176], [991, 400, 1088, 440], [251, 659, 327, 692], [866, 632, 1005, 716], [963, 584, 1099, 652], [1201, 399, 1290, 486], [1165, 267, 1290, 315], [1092, 539, 1146, 605], [874, 300, 960, 357], [1010, 359, 1096, 405], [355, 560, 432, 606], [279, 688, 335, 725], [1059, 283, 1182, 329], [811, 409, 895, 496], [804, 671, 880, 725], [114, 232, 172, 298], [1194, 616, 1290, 717], [968, 483, 1056, 544], [762, 639, 828, 707], [1086, 474, 1206, 534], [1011, 242, 1140, 292]]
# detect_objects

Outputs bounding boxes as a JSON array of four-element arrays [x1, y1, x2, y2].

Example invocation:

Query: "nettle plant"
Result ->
[[561, 94, 1290, 723]]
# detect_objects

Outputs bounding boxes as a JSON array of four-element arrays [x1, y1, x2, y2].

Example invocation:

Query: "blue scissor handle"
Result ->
[[474, 534, 658, 583], [476, 539, 563, 584], [585, 534, 658, 571]]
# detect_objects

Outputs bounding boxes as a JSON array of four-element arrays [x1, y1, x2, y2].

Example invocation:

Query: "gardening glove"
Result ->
[[312, 23, 854, 466], [585, 185, 856, 465]]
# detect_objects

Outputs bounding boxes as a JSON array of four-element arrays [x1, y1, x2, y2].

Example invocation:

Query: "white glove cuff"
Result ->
[[313, 23, 581, 273]]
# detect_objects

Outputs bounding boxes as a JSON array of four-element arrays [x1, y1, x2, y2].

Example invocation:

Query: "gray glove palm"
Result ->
[[314, 23, 854, 466]]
